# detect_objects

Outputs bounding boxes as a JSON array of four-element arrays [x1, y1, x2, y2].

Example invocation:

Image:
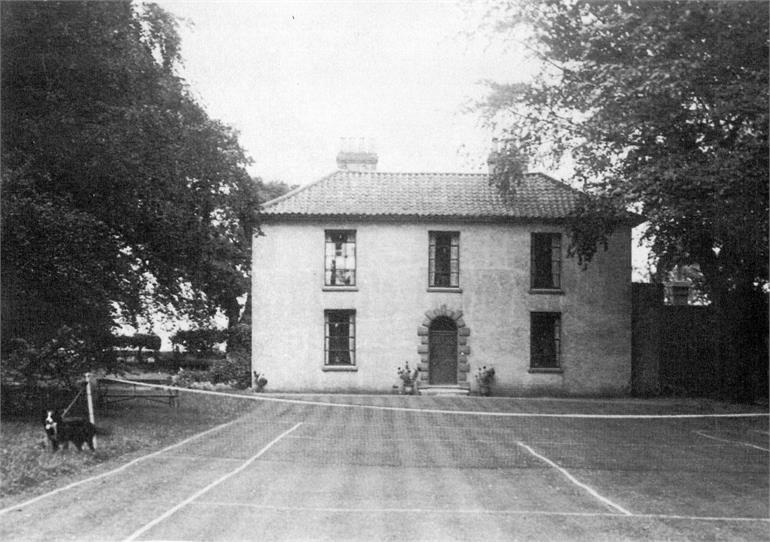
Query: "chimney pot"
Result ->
[[337, 136, 378, 172]]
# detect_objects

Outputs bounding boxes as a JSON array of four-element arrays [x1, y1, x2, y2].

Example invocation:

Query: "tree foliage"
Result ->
[[481, 0, 767, 279], [111, 333, 162, 351], [480, 1, 768, 400], [1, 1, 260, 351], [171, 328, 229, 357], [1, 326, 116, 390]]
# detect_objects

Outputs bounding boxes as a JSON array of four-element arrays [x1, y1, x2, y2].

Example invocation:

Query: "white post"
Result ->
[[85, 372, 97, 449]]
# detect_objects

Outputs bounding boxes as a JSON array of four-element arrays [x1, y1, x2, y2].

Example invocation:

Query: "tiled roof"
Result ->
[[261, 170, 586, 220]]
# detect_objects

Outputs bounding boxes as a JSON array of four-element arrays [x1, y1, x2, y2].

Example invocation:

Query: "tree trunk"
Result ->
[[239, 291, 251, 325]]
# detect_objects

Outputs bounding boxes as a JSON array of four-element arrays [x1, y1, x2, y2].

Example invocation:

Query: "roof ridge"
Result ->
[[528, 171, 586, 197], [331, 170, 563, 178], [333, 170, 490, 176]]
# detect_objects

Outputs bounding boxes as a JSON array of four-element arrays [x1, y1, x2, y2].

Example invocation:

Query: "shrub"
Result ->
[[1, 326, 117, 390], [171, 328, 228, 357], [476, 366, 496, 386], [111, 333, 161, 351], [208, 355, 251, 389]]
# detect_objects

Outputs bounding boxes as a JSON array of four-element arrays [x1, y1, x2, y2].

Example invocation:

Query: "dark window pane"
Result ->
[[532, 233, 561, 289], [531, 312, 561, 368], [430, 232, 459, 287], [325, 310, 355, 365]]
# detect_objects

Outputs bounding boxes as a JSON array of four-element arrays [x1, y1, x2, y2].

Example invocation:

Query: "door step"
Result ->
[[419, 385, 470, 396]]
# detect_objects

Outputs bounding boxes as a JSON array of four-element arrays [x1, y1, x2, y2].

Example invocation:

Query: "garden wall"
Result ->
[[632, 283, 719, 396]]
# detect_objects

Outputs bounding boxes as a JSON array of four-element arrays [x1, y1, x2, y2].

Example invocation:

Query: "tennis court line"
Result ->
[[190, 501, 770, 523], [0, 417, 242, 516], [693, 430, 770, 452], [516, 441, 633, 516], [123, 422, 302, 542], [104, 377, 770, 419]]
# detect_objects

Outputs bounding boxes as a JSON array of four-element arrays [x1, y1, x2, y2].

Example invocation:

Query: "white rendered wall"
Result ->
[[252, 219, 632, 395]]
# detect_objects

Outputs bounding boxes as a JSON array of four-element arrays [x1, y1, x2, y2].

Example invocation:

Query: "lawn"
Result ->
[[0, 392, 767, 541], [0, 383, 258, 499]]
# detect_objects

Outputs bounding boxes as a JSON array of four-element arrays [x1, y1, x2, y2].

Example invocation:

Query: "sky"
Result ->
[[138, 1, 650, 342], [158, 0, 536, 186]]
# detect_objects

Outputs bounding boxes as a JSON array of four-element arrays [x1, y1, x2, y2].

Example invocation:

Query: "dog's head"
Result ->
[[44, 410, 61, 437]]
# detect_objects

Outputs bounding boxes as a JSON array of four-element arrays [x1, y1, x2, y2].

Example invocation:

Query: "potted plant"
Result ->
[[397, 362, 419, 395], [475, 365, 495, 396], [253, 371, 268, 392]]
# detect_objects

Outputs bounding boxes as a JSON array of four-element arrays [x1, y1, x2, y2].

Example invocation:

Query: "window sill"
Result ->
[[322, 286, 358, 292], [322, 365, 358, 372], [528, 367, 563, 374], [427, 287, 463, 293], [529, 288, 564, 295]]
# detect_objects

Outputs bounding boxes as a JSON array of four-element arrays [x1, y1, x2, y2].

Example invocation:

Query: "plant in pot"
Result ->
[[253, 371, 268, 392], [397, 362, 419, 395], [475, 365, 495, 396]]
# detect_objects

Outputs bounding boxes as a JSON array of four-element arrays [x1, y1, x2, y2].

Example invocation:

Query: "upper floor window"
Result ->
[[530, 312, 561, 369], [429, 231, 459, 288], [531, 233, 561, 290], [325, 310, 355, 366], [325, 230, 356, 286]]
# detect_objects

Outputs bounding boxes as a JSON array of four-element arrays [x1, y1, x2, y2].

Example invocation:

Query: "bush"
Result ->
[[111, 333, 161, 351], [171, 356, 250, 390], [168, 324, 252, 390], [208, 355, 251, 389], [1, 326, 118, 390], [171, 328, 228, 357]]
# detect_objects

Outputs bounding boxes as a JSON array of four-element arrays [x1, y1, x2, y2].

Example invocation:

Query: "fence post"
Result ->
[[85, 372, 97, 449]]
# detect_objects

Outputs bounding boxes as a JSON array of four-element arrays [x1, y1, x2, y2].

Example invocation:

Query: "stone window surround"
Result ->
[[417, 304, 471, 388]]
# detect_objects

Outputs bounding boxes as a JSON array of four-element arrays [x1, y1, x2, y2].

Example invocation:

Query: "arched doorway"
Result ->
[[429, 316, 458, 385]]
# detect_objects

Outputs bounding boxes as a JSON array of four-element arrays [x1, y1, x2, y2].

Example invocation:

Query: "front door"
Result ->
[[429, 317, 458, 385]]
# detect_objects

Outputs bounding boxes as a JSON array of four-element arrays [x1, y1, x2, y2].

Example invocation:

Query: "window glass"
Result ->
[[325, 310, 355, 365], [530, 312, 561, 368], [325, 230, 356, 286], [429, 232, 459, 287], [532, 233, 561, 289]]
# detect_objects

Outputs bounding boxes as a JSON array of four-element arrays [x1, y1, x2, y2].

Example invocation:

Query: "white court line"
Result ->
[[123, 422, 302, 542], [751, 429, 769, 435], [693, 430, 770, 452], [104, 377, 770, 419], [192, 501, 770, 523], [516, 441, 633, 516], [0, 417, 242, 516], [284, 434, 747, 449], [169, 454, 248, 463]]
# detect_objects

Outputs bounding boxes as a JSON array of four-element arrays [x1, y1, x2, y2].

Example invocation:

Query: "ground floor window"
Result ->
[[325, 310, 355, 366], [530, 312, 561, 369]]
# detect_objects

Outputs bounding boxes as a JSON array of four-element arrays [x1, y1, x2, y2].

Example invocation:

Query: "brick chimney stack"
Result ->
[[487, 137, 501, 176], [487, 137, 528, 176], [337, 137, 378, 172]]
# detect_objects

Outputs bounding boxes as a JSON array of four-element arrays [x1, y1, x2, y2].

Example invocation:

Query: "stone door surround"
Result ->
[[417, 304, 471, 387]]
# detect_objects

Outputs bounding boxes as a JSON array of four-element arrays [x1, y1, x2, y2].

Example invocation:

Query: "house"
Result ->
[[252, 148, 633, 395]]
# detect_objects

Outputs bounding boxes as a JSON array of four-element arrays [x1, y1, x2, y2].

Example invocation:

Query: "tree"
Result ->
[[479, 1, 768, 400], [1, 2, 259, 353], [232, 178, 295, 328], [112, 333, 162, 363], [171, 328, 228, 358]]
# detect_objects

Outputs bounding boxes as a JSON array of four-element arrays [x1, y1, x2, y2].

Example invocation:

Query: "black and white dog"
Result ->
[[43, 410, 96, 451]]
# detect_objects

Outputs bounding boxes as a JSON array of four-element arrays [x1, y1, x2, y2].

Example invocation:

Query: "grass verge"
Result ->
[[0, 388, 258, 499]]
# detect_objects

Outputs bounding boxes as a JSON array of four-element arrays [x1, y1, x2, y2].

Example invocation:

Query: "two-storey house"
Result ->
[[252, 149, 633, 395]]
